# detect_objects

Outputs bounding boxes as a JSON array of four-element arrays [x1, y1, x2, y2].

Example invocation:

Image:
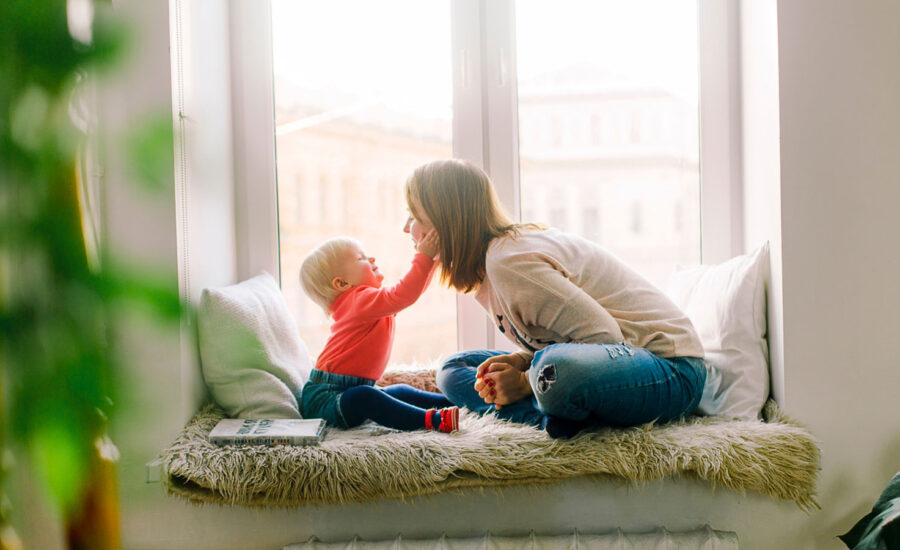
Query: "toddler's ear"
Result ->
[[331, 277, 350, 291]]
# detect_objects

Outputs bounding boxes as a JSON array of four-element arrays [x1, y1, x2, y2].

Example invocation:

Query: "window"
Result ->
[[630, 201, 644, 235], [271, 0, 457, 364], [549, 207, 567, 230], [583, 208, 600, 243], [674, 201, 684, 233], [233, 0, 739, 355], [516, 0, 701, 289]]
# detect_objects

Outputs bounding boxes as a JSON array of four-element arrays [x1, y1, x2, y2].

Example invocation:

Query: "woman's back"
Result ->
[[477, 228, 704, 359]]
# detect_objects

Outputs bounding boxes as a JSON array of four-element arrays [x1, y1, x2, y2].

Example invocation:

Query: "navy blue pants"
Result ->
[[301, 369, 452, 430]]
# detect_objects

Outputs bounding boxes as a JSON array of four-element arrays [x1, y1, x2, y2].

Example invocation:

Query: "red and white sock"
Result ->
[[438, 407, 459, 433]]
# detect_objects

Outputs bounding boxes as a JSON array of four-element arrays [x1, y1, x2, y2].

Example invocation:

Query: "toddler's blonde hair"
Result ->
[[299, 236, 361, 314]]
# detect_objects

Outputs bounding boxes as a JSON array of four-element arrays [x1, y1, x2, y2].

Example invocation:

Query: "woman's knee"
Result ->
[[528, 355, 571, 416], [435, 352, 479, 393], [530, 344, 578, 396], [435, 360, 462, 395], [528, 345, 595, 419], [443, 350, 475, 365]]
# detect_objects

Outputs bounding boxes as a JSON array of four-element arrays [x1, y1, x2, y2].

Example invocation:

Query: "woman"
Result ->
[[402, 159, 707, 438]]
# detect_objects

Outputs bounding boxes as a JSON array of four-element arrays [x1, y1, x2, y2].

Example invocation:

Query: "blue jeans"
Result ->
[[301, 369, 452, 430], [436, 344, 707, 428]]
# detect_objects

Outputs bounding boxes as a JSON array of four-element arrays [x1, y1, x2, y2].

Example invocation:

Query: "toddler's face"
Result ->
[[335, 244, 383, 289]]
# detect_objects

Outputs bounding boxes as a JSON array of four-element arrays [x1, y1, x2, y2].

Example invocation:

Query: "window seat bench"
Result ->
[[160, 368, 820, 511]]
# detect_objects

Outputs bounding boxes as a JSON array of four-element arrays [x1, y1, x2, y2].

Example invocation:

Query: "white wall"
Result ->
[[97, 0, 186, 534], [774, 0, 900, 547], [102, 0, 240, 547]]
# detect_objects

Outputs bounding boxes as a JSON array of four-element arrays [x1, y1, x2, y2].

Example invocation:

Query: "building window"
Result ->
[[549, 208, 567, 230], [298, 173, 307, 225], [590, 114, 605, 147], [629, 111, 644, 144], [582, 208, 600, 243], [630, 201, 643, 234], [674, 201, 684, 233]]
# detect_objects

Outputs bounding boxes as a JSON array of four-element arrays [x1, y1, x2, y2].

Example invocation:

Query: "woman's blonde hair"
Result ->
[[405, 159, 537, 293], [299, 236, 360, 314]]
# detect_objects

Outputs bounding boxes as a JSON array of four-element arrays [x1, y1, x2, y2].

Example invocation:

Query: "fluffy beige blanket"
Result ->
[[161, 368, 820, 510]]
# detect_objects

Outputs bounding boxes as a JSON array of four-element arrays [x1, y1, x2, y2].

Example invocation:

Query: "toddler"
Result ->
[[298, 232, 458, 433]]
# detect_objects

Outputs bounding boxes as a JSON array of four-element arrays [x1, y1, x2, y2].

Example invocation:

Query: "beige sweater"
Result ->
[[474, 228, 704, 359]]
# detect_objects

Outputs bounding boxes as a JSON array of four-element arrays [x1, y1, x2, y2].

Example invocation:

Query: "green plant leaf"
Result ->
[[30, 418, 90, 514], [125, 113, 175, 192]]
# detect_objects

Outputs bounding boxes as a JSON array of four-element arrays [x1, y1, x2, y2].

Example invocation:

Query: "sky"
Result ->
[[271, 0, 698, 117]]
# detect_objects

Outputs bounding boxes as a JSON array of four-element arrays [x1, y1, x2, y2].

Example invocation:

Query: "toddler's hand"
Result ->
[[416, 229, 440, 259]]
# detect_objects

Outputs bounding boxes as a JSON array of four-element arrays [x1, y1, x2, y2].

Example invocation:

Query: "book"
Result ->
[[209, 418, 326, 447]]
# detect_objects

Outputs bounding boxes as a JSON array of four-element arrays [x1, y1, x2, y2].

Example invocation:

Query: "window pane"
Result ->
[[272, 0, 456, 366], [516, 0, 701, 288]]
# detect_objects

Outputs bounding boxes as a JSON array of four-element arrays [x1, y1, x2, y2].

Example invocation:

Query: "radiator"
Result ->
[[286, 526, 739, 549]]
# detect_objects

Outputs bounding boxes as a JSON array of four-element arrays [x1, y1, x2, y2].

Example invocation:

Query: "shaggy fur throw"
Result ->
[[161, 368, 820, 510]]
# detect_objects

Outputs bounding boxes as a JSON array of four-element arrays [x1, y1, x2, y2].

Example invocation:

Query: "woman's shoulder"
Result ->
[[486, 228, 597, 271], [489, 227, 593, 255], [486, 227, 544, 260]]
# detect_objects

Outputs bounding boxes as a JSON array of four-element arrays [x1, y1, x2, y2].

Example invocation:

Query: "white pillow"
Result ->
[[667, 243, 770, 420], [197, 272, 313, 419]]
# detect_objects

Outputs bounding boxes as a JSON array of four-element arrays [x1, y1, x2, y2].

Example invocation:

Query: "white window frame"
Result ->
[[698, 0, 744, 264], [229, 0, 743, 353], [229, 0, 280, 283]]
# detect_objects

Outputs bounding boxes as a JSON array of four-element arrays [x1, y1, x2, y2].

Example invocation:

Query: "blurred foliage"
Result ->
[[0, 0, 183, 530]]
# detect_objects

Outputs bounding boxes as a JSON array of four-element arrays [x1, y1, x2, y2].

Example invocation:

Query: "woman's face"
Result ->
[[403, 195, 434, 244]]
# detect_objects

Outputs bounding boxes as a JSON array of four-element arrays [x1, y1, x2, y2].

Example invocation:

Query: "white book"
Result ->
[[209, 418, 326, 447]]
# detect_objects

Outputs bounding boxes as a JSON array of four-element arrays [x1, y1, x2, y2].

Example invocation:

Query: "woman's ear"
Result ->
[[331, 277, 350, 291]]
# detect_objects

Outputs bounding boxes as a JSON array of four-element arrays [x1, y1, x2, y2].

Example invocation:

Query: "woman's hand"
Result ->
[[474, 353, 533, 410], [475, 352, 529, 377], [415, 229, 440, 259]]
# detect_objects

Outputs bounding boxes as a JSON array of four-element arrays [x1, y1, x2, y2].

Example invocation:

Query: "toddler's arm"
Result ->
[[349, 232, 439, 318]]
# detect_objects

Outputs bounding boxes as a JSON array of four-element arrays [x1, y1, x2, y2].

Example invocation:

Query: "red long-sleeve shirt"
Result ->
[[314, 253, 435, 379]]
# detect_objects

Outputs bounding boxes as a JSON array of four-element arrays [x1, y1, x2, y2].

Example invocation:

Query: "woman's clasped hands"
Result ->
[[474, 352, 533, 410]]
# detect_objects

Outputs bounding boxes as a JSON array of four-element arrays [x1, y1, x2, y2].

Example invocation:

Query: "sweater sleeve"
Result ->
[[345, 253, 435, 319], [491, 253, 624, 346]]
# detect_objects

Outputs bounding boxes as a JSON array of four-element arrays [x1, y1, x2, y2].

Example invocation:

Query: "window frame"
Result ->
[[229, 0, 743, 353], [229, 0, 280, 283]]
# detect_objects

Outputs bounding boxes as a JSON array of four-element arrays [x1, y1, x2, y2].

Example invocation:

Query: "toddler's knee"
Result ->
[[342, 384, 379, 405]]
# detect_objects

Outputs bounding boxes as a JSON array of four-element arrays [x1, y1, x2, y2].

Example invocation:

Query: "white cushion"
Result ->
[[667, 243, 770, 420], [197, 272, 313, 419]]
